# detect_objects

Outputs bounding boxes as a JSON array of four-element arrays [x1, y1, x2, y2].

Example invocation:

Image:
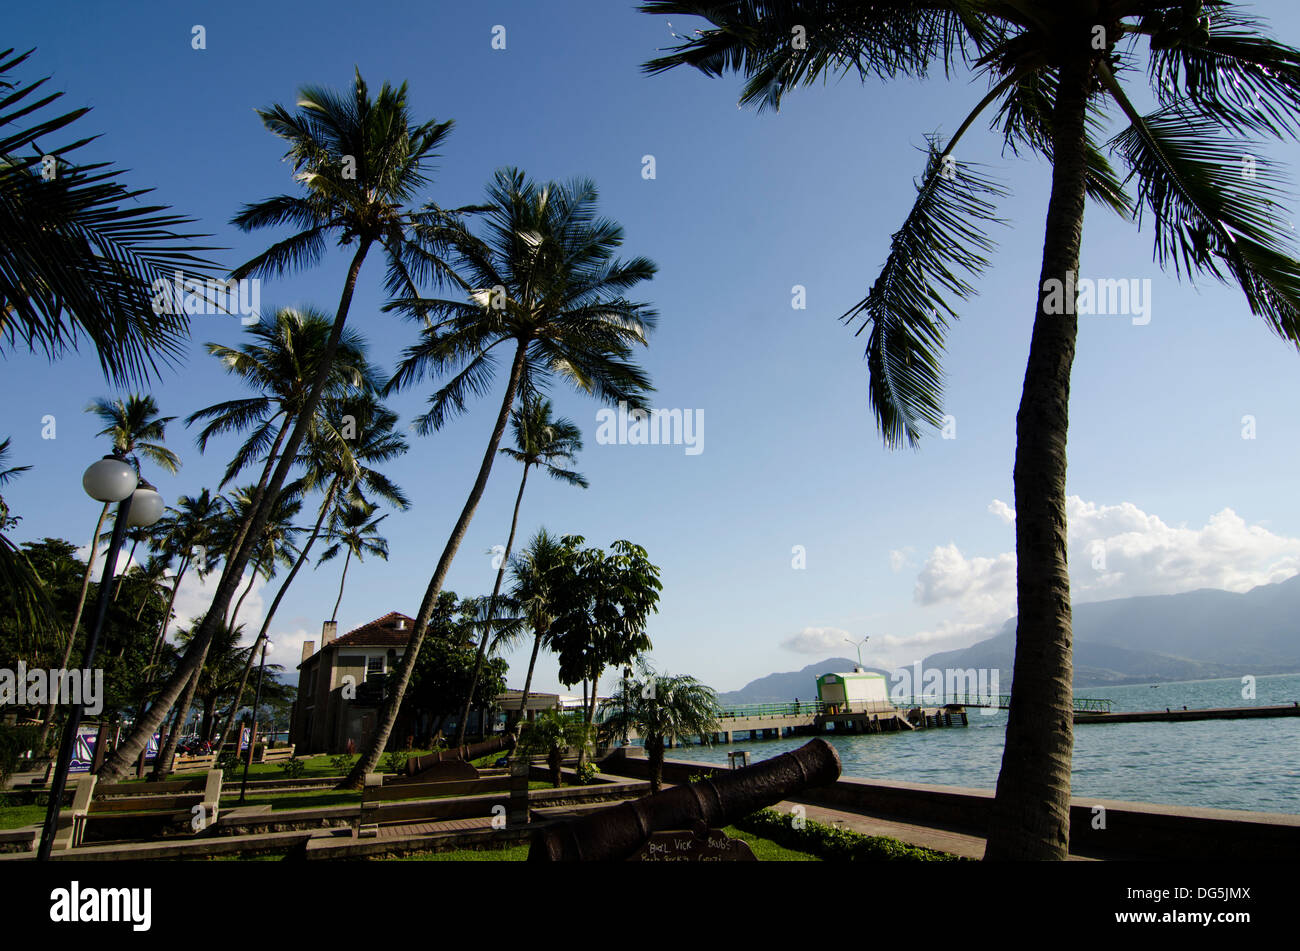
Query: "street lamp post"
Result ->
[[38, 455, 163, 860], [239, 639, 269, 804]]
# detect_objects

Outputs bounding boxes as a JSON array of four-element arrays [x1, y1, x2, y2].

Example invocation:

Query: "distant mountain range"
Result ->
[[721, 575, 1300, 699]]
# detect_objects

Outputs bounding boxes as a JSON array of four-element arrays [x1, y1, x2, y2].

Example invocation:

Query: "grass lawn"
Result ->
[[0, 804, 45, 830]]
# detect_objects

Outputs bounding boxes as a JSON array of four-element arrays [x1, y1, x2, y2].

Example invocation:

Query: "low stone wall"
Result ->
[[600, 751, 1300, 860]]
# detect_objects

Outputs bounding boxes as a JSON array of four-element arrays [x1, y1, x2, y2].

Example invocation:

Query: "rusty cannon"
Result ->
[[402, 735, 513, 782], [528, 737, 841, 861]]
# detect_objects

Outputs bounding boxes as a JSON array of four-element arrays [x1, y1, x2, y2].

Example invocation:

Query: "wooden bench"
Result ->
[[169, 753, 218, 774], [53, 770, 222, 850], [257, 744, 296, 764], [354, 772, 514, 837]]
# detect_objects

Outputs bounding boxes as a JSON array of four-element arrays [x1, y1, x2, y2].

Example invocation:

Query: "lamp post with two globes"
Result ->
[[37, 451, 163, 860]]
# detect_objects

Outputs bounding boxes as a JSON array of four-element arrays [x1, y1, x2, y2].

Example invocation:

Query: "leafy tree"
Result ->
[[549, 536, 662, 729], [346, 168, 658, 787], [0, 440, 52, 636], [400, 592, 507, 746], [639, 0, 1300, 858]]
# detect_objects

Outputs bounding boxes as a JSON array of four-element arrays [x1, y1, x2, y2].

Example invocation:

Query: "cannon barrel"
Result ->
[[528, 737, 841, 861], [406, 735, 512, 776]]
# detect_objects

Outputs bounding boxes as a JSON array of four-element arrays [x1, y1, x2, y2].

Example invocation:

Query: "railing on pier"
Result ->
[[716, 700, 828, 719], [712, 695, 1113, 720], [905, 694, 1113, 714]]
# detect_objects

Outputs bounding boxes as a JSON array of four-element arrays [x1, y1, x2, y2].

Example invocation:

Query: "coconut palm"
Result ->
[[186, 307, 379, 490], [343, 168, 659, 787], [599, 666, 720, 793], [152, 488, 303, 779], [0, 47, 216, 384], [318, 498, 390, 622], [504, 529, 570, 734], [147, 490, 224, 669], [516, 708, 591, 788], [98, 70, 462, 783], [451, 395, 588, 747], [640, 0, 1300, 859], [213, 393, 409, 753], [39, 395, 180, 748]]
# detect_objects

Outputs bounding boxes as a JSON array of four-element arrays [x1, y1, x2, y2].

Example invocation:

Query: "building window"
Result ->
[[366, 656, 385, 680]]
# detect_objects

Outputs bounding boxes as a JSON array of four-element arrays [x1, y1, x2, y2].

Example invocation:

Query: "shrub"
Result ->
[[0, 724, 41, 790], [383, 751, 409, 775], [733, 808, 963, 862], [576, 761, 599, 785], [330, 753, 354, 776], [216, 751, 243, 776], [279, 756, 306, 779]]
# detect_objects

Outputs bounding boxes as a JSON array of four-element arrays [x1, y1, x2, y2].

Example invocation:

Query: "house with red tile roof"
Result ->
[[290, 612, 419, 753]]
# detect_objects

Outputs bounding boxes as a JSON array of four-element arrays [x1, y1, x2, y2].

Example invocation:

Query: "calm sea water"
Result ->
[[676, 674, 1300, 815]]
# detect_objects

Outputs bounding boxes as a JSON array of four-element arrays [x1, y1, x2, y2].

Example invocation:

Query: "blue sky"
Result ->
[[6, 1, 1300, 697]]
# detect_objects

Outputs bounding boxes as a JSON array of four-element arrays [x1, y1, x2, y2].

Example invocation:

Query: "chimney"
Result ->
[[301, 640, 316, 663], [322, 620, 337, 646]]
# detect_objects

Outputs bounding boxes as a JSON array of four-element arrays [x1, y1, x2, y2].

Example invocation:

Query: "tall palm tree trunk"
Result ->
[[37, 501, 110, 749], [215, 478, 339, 753], [98, 238, 375, 783], [453, 463, 529, 747], [331, 547, 353, 621], [227, 556, 262, 628], [983, 53, 1092, 861], [150, 555, 191, 668], [153, 637, 211, 778], [343, 341, 529, 788], [113, 537, 140, 601], [513, 624, 547, 735]]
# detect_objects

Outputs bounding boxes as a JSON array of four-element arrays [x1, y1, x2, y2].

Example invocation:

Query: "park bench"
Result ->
[[53, 770, 222, 850], [169, 752, 218, 773], [353, 772, 514, 837], [257, 744, 296, 764]]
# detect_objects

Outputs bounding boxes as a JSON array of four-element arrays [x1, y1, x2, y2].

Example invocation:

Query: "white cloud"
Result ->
[[780, 626, 856, 655], [889, 547, 914, 572], [988, 499, 1015, 524], [909, 497, 1300, 633]]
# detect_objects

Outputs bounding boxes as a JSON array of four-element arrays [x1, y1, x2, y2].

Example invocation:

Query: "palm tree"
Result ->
[[516, 708, 591, 788], [451, 395, 588, 747], [213, 393, 410, 753], [318, 498, 390, 622], [343, 168, 659, 787], [0, 47, 216, 385], [640, 0, 1300, 859], [40, 394, 180, 748], [98, 70, 460, 784], [599, 665, 720, 793], [186, 307, 379, 490], [147, 490, 224, 669], [505, 529, 569, 735], [127, 553, 171, 622], [153, 488, 302, 779]]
